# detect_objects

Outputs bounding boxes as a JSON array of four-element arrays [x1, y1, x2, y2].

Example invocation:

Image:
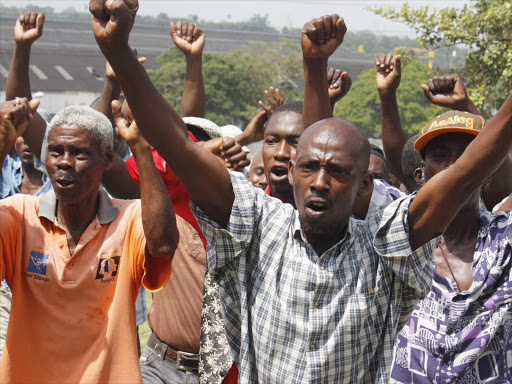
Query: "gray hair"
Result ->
[[46, 106, 113, 155]]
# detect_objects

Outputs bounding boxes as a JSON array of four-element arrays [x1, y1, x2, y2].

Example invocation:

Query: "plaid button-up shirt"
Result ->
[[191, 171, 438, 383]]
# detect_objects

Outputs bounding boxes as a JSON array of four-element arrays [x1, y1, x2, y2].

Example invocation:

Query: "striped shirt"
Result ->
[[191, 171, 438, 383]]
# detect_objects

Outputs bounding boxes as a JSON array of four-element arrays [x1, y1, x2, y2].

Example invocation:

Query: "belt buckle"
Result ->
[[176, 350, 197, 372]]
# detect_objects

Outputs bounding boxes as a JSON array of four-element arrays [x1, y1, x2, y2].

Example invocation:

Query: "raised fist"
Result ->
[[301, 14, 347, 60], [422, 75, 469, 110], [14, 13, 45, 45], [376, 54, 401, 96], [328, 68, 351, 105], [90, 0, 139, 49], [170, 21, 205, 57], [0, 98, 40, 146]]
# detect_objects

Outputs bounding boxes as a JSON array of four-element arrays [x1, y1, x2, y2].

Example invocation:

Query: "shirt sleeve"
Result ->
[[190, 170, 285, 272], [372, 194, 439, 302], [123, 201, 173, 293]]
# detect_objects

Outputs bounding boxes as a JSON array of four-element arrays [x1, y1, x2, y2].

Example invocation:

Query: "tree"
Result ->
[[149, 39, 302, 126], [371, 0, 512, 115], [334, 59, 444, 137]]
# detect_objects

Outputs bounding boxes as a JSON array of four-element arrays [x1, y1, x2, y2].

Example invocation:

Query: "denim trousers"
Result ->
[[140, 344, 199, 384]]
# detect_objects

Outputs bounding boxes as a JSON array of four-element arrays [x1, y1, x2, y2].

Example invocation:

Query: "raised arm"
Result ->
[[328, 67, 351, 111], [90, 0, 233, 227], [236, 87, 283, 146], [422, 74, 512, 208], [409, 94, 512, 250], [170, 20, 206, 118], [376, 55, 409, 189], [0, 98, 40, 178], [112, 100, 178, 257], [5, 13, 47, 159], [302, 14, 347, 129]]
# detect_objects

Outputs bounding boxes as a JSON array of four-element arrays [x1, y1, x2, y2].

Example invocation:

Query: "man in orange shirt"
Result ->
[[0, 98, 179, 383]]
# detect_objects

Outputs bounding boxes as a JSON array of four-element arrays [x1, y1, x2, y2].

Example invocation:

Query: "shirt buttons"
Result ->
[[314, 301, 320, 308], [67, 262, 73, 270], [319, 265, 325, 271], [311, 343, 316, 350], [58, 241, 64, 248]]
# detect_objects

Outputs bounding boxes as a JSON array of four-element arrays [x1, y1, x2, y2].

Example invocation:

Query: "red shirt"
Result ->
[[125, 132, 206, 248]]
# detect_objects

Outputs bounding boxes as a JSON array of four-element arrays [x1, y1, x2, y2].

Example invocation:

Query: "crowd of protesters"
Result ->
[[1, 1, 512, 383]]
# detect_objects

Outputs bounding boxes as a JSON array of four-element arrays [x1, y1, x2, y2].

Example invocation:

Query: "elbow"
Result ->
[[149, 231, 179, 258]]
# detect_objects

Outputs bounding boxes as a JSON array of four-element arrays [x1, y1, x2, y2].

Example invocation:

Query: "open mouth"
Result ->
[[306, 200, 328, 212], [56, 179, 75, 187], [270, 165, 288, 179]]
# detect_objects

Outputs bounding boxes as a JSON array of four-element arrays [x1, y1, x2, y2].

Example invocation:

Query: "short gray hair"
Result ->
[[47, 106, 113, 155]]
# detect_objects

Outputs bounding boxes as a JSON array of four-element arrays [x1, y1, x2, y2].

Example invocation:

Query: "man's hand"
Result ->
[[238, 110, 268, 146], [201, 137, 250, 172], [301, 14, 346, 61], [112, 99, 148, 149], [170, 20, 205, 57], [0, 98, 40, 148], [328, 68, 351, 106], [14, 13, 45, 46], [105, 48, 146, 81], [259, 87, 283, 117], [376, 54, 401, 96], [422, 75, 473, 111], [90, 0, 138, 49]]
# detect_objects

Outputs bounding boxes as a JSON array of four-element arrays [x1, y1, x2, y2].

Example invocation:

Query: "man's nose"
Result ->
[[274, 140, 291, 161]]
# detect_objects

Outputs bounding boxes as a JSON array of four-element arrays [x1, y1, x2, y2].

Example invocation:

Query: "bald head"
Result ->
[[297, 118, 370, 174]]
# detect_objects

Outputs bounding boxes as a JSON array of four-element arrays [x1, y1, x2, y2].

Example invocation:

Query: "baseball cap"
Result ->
[[414, 110, 485, 152]]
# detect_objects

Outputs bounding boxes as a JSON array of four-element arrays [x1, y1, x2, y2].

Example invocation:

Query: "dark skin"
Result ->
[[368, 154, 390, 184], [289, 119, 371, 255], [90, 3, 512, 252], [46, 121, 178, 257], [15, 136, 44, 195], [262, 111, 303, 206], [246, 153, 267, 190], [422, 133, 479, 291], [0, 98, 40, 180], [300, 14, 512, 251], [170, 20, 206, 118]]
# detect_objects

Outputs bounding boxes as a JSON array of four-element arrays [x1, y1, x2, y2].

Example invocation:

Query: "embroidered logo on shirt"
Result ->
[[28, 250, 49, 275], [95, 255, 120, 283]]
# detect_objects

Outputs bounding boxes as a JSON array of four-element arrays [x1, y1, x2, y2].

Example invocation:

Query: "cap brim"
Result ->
[[414, 127, 479, 152]]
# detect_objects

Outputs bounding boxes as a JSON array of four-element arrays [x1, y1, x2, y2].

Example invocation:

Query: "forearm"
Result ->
[[103, 44, 234, 227], [6, 43, 32, 100], [181, 55, 205, 117], [94, 78, 121, 126], [303, 59, 331, 129], [132, 141, 178, 257], [410, 94, 512, 248], [380, 93, 408, 187], [102, 154, 141, 199]]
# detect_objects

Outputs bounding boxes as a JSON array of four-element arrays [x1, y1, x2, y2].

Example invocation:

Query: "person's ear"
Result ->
[[357, 171, 373, 197], [288, 159, 295, 187], [103, 146, 114, 171], [414, 167, 424, 186]]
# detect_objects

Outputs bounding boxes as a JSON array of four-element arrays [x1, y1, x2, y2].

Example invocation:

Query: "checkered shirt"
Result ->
[[191, 171, 439, 384], [367, 179, 406, 219]]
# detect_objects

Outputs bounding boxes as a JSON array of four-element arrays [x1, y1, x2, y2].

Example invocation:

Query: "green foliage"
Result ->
[[149, 39, 302, 126], [371, 0, 512, 115], [334, 60, 444, 137]]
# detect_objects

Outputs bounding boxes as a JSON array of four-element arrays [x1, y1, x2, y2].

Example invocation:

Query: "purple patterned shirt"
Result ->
[[390, 208, 512, 384]]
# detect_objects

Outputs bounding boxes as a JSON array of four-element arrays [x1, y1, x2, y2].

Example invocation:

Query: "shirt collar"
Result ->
[[38, 187, 118, 224], [293, 210, 354, 246]]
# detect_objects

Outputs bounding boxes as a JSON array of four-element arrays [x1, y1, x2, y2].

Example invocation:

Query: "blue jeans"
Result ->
[[140, 344, 199, 384]]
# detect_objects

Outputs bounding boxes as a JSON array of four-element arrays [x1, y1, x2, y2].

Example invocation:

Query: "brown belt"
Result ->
[[148, 333, 199, 372]]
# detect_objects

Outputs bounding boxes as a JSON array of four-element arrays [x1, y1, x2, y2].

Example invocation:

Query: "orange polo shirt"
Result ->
[[0, 189, 172, 384]]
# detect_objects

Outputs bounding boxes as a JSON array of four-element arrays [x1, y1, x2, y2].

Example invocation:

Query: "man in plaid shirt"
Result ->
[[89, 3, 512, 382]]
